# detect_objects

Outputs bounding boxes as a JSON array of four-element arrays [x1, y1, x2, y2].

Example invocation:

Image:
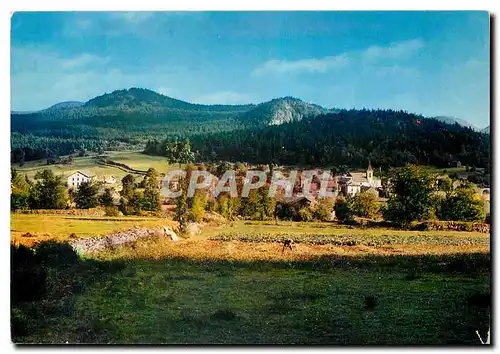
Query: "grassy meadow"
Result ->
[[12, 151, 174, 180], [11, 214, 491, 344]]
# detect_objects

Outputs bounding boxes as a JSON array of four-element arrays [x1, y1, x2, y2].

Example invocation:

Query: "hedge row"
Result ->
[[14, 207, 107, 216], [413, 221, 490, 233]]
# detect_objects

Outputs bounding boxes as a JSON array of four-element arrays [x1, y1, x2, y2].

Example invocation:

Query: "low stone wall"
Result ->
[[69, 226, 176, 254]]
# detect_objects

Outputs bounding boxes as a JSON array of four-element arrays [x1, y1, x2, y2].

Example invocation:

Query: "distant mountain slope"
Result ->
[[238, 97, 333, 126], [43, 101, 84, 111], [10, 87, 490, 168], [481, 126, 490, 134], [431, 116, 479, 131], [85, 88, 255, 112], [189, 109, 490, 168]]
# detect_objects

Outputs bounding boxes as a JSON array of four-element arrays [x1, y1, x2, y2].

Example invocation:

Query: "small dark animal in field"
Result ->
[[282, 239, 293, 253]]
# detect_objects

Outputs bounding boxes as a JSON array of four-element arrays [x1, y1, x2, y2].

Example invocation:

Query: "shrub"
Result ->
[[298, 206, 314, 222], [104, 205, 120, 217], [334, 196, 354, 222], [313, 205, 331, 221], [35, 241, 79, 268]]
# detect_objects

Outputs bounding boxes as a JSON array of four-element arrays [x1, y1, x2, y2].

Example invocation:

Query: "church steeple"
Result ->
[[366, 160, 373, 181]]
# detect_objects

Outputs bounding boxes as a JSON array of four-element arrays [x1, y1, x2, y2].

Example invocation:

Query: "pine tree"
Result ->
[[120, 174, 136, 199], [75, 181, 99, 209], [142, 168, 162, 211]]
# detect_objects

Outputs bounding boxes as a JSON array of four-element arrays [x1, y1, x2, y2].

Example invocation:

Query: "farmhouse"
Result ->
[[67, 170, 96, 189]]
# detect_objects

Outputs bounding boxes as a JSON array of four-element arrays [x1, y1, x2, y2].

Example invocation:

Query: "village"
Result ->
[[61, 158, 490, 223]]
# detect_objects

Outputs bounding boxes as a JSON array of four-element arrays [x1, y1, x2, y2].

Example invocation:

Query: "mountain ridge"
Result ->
[[12, 87, 482, 131]]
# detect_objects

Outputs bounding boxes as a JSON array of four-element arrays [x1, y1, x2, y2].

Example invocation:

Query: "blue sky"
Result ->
[[11, 11, 490, 127]]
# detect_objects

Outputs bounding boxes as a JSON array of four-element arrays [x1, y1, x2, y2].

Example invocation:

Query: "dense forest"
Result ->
[[147, 109, 490, 169], [11, 88, 490, 169], [11, 88, 251, 162]]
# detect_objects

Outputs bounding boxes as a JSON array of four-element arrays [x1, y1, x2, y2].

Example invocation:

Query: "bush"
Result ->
[[104, 206, 120, 217], [312, 205, 331, 221], [298, 206, 314, 222], [334, 196, 354, 222], [35, 241, 79, 268]]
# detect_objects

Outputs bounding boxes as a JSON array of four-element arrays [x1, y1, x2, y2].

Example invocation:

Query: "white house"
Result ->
[[67, 170, 96, 189], [343, 181, 362, 197]]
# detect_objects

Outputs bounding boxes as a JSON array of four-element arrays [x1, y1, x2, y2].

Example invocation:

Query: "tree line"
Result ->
[[10, 168, 163, 216], [11, 164, 487, 231]]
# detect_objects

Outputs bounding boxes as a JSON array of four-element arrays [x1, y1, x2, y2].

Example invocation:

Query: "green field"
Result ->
[[12, 151, 174, 180], [11, 215, 491, 344], [11, 213, 172, 245], [12, 247, 490, 344]]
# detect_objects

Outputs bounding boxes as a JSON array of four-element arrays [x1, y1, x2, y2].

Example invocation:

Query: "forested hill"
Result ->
[[11, 87, 489, 168], [11, 88, 336, 162], [184, 109, 490, 168]]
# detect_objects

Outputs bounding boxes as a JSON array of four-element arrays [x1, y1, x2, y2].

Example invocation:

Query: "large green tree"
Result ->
[[30, 170, 67, 209], [383, 165, 437, 226], [120, 174, 136, 199], [351, 190, 380, 219], [99, 187, 115, 207], [75, 181, 100, 209], [11, 169, 30, 210], [437, 182, 486, 221]]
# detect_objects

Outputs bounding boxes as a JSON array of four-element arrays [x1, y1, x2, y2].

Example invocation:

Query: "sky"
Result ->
[[11, 11, 490, 128]]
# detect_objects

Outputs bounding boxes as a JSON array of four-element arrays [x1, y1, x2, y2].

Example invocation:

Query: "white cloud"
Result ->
[[60, 53, 110, 70], [362, 39, 424, 61], [252, 38, 424, 77], [370, 65, 419, 79], [63, 12, 165, 38], [253, 55, 349, 76], [192, 91, 253, 105]]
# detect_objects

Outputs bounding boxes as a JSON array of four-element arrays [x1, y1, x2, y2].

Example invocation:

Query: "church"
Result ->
[[337, 163, 382, 197]]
